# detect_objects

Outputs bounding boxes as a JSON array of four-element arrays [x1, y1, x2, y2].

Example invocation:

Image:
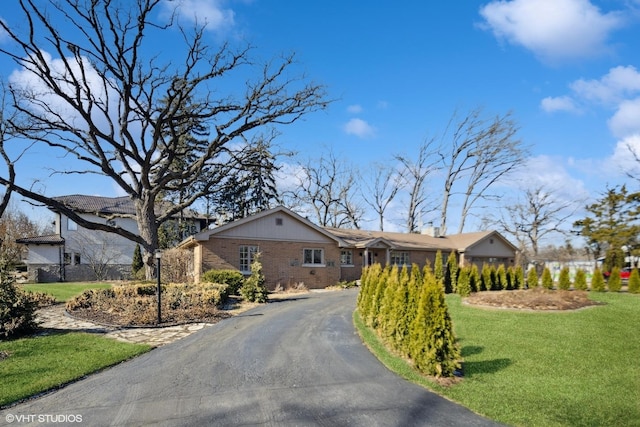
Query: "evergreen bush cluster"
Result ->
[[357, 263, 461, 378], [452, 263, 523, 295]]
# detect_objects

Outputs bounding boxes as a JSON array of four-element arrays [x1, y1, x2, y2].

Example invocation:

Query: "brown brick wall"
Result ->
[[201, 237, 341, 289]]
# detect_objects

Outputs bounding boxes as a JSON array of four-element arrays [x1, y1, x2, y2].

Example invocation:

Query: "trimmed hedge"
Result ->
[[202, 269, 245, 295], [357, 263, 460, 378]]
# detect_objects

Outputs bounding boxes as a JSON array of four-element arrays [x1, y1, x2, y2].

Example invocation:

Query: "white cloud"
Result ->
[[540, 96, 580, 113], [609, 134, 640, 175], [343, 118, 375, 139], [570, 65, 640, 105], [347, 104, 363, 114], [161, 0, 235, 32], [509, 155, 589, 200], [608, 98, 640, 139], [479, 0, 624, 63]]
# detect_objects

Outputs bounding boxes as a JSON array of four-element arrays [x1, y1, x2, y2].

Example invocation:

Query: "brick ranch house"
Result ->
[[179, 206, 518, 289], [17, 195, 209, 282]]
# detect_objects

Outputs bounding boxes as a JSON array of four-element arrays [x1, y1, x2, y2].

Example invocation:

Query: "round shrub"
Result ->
[[202, 269, 245, 295], [0, 266, 38, 338]]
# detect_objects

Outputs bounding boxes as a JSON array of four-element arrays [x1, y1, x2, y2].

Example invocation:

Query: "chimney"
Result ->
[[421, 222, 441, 237]]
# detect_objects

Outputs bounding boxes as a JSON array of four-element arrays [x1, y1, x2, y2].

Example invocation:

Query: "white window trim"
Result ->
[[239, 245, 259, 274], [340, 250, 354, 267], [302, 248, 325, 267]]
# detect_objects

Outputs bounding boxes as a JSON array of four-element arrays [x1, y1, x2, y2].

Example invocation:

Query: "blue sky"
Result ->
[[2, 0, 640, 239]]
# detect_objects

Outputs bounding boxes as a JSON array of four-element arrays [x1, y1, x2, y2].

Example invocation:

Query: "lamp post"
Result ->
[[155, 250, 162, 324]]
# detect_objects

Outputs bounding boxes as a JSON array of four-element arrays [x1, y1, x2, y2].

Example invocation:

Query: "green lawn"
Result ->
[[355, 292, 640, 427], [0, 332, 151, 407], [20, 282, 113, 302]]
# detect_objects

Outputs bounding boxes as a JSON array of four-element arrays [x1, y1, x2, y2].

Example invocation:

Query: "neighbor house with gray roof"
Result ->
[[17, 195, 209, 282]]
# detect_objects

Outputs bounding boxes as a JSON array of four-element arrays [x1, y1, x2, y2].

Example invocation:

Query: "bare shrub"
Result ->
[[160, 248, 193, 284]]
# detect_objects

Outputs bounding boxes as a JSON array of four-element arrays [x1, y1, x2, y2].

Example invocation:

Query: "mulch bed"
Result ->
[[464, 289, 604, 311]]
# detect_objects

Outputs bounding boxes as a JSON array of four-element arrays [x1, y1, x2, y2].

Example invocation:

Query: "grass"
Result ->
[[0, 332, 150, 407], [20, 282, 113, 302], [354, 292, 640, 427]]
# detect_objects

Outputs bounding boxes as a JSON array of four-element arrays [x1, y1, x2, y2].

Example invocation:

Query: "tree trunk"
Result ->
[[135, 195, 160, 280]]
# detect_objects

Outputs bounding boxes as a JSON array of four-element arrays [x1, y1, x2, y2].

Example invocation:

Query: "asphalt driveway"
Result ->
[[1, 289, 502, 426]]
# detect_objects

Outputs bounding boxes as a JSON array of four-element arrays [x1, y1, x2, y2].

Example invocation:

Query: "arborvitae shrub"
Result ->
[[369, 265, 390, 328], [515, 265, 524, 290], [558, 267, 571, 290], [401, 264, 423, 355], [527, 267, 538, 290], [409, 269, 461, 377], [378, 265, 400, 341], [607, 266, 622, 292], [444, 251, 457, 294], [628, 268, 640, 294], [434, 250, 444, 292], [480, 264, 491, 291], [506, 266, 515, 290], [590, 267, 606, 292], [390, 265, 411, 350], [456, 267, 471, 297], [496, 264, 507, 290], [201, 269, 245, 295], [541, 267, 554, 290], [240, 255, 268, 303], [490, 265, 500, 291], [574, 269, 588, 291], [470, 264, 480, 293]]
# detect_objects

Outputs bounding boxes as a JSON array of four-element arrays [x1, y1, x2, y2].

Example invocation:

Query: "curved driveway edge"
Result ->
[[1, 289, 503, 426]]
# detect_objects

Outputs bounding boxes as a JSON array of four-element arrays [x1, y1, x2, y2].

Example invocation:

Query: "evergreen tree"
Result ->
[[557, 267, 571, 290], [390, 265, 411, 351], [456, 267, 471, 297], [444, 251, 458, 294], [496, 264, 508, 290], [574, 269, 588, 291], [131, 244, 144, 276], [240, 254, 269, 303], [434, 250, 444, 286], [590, 267, 606, 292], [607, 266, 622, 292], [378, 265, 400, 341], [481, 264, 492, 291], [527, 267, 539, 290], [628, 268, 640, 294], [362, 263, 383, 326], [401, 264, 423, 355], [409, 269, 461, 377], [470, 264, 480, 293], [369, 265, 390, 328], [515, 265, 524, 290], [541, 267, 554, 290]]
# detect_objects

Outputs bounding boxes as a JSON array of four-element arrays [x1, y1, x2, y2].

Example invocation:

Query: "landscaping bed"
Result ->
[[464, 288, 603, 310]]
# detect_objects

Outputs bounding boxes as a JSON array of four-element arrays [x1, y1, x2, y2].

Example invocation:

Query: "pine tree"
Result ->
[[390, 265, 411, 351], [470, 264, 480, 293], [590, 267, 606, 292], [557, 267, 571, 290], [369, 265, 390, 328], [628, 268, 640, 294], [378, 265, 400, 341], [541, 267, 554, 290], [481, 264, 492, 291], [363, 264, 383, 326], [574, 269, 588, 291], [401, 264, 423, 356], [527, 267, 538, 290], [607, 266, 622, 292]]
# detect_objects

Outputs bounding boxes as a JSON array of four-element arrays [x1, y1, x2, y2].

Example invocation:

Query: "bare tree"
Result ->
[[438, 108, 526, 234], [395, 138, 440, 233], [0, 0, 328, 276], [361, 162, 404, 231], [483, 184, 579, 262], [284, 150, 363, 228]]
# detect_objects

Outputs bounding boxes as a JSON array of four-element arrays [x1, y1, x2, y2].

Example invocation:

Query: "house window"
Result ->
[[239, 245, 259, 273], [64, 252, 71, 265], [74, 253, 81, 265], [303, 248, 324, 266], [67, 218, 77, 231], [390, 251, 410, 266], [275, 218, 283, 226], [340, 250, 353, 266]]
